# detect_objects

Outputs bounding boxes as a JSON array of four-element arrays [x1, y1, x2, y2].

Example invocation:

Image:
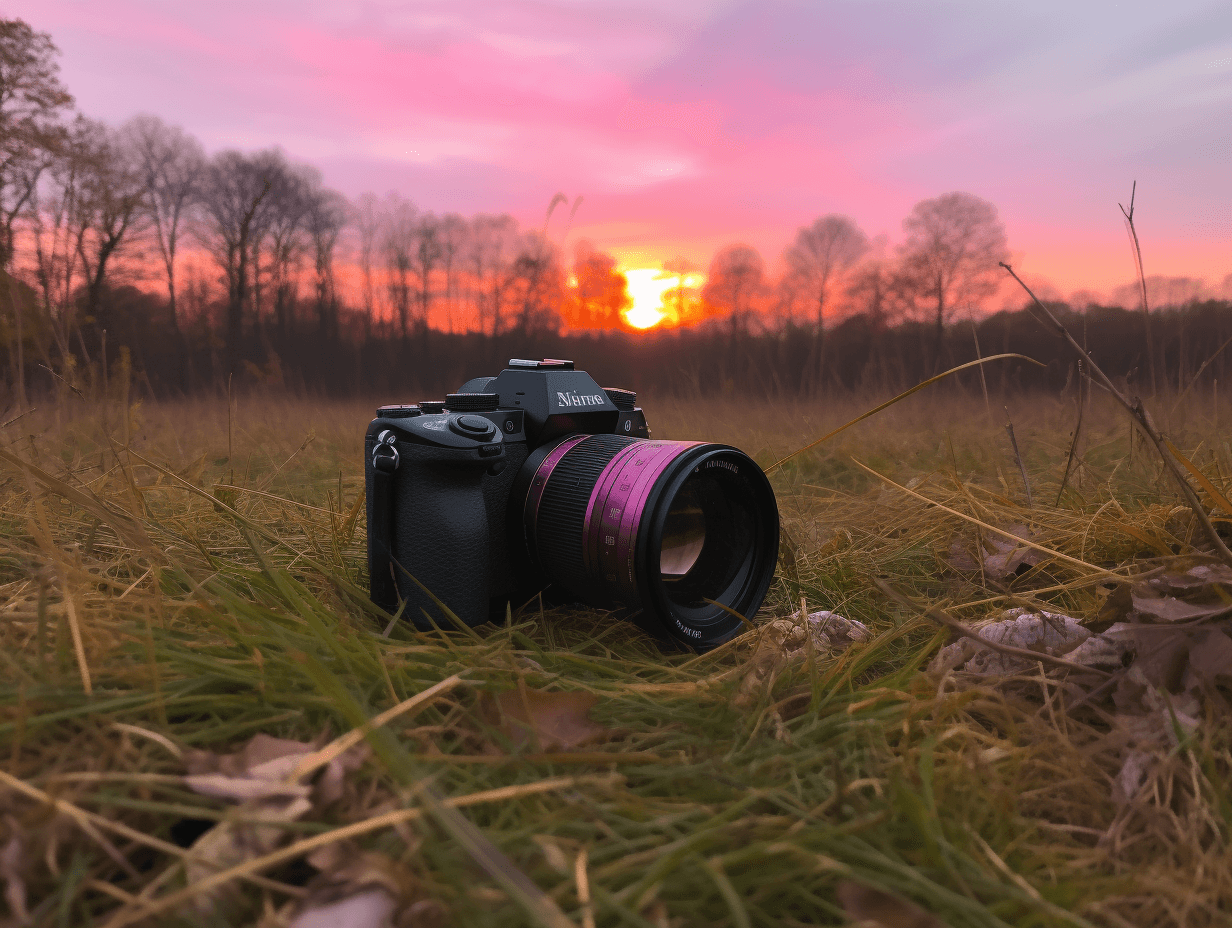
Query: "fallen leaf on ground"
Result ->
[[1130, 593, 1230, 623], [837, 880, 944, 928], [1143, 563, 1232, 596], [183, 732, 367, 806], [185, 795, 313, 915], [482, 689, 610, 752], [929, 608, 1089, 675], [807, 610, 872, 651], [290, 888, 396, 928], [1112, 750, 1153, 807], [1, 819, 28, 928], [1187, 628, 1232, 683], [946, 525, 1043, 580]]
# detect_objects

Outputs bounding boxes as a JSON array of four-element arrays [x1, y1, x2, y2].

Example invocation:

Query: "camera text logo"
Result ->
[[556, 391, 607, 407]]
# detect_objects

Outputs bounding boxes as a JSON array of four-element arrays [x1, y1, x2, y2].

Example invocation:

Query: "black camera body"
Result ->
[[366, 359, 779, 650]]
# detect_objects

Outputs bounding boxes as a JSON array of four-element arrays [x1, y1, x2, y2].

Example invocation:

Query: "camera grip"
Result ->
[[392, 461, 490, 630]]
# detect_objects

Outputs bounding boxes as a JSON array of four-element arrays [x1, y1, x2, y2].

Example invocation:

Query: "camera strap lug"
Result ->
[[370, 432, 400, 610]]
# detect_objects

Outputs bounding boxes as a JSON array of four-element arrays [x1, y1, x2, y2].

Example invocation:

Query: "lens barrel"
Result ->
[[522, 434, 779, 649]]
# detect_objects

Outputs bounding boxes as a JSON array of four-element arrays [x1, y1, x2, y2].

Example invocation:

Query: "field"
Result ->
[[1, 383, 1230, 927]]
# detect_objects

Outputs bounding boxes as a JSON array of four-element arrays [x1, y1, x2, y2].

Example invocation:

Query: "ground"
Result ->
[[1, 387, 1229, 927]]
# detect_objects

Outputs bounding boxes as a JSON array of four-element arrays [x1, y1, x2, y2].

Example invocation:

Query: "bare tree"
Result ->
[[413, 212, 442, 337], [437, 212, 466, 334], [571, 240, 630, 329], [703, 244, 767, 341], [70, 120, 146, 325], [781, 215, 869, 385], [261, 162, 313, 339], [507, 230, 564, 336], [306, 186, 347, 340], [123, 115, 203, 333], [898, 191, 1009, 369], [352, 192, 380, 339], [198, 149, 280, 377], [382, 193, 416, 341], [466, 213, 519, 336], [0, 18, 73, 270]]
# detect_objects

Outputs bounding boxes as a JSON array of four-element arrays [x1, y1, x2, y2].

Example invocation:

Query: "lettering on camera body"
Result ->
[[556, 391, 607, 407]]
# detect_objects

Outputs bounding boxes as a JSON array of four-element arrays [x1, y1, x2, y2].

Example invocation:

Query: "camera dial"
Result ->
[[449, 414, 496, 439]]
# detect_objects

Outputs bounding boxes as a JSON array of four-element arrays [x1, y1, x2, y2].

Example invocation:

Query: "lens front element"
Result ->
[[660, 483, 706, 577], [523, 435, 779, 649]]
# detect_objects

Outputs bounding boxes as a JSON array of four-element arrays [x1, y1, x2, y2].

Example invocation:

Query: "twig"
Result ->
[[1119, 182, 1157, 396], [1003, 407, 1033, 508], [1055, 361, 1088, 505], [1, 407, 35, 429], [872, 578, 1111, 678], [971, 321, 992, 419], [37, 361, 85, 399], [1000, 261, 1232, 568]]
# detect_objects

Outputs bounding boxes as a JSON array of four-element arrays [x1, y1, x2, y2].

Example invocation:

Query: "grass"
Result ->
[[1, 385, 1230, 927]]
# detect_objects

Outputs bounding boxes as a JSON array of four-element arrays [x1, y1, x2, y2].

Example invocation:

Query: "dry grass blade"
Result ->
[[0, 446, 154, 551], [100, 776, 604, 928], [58, 571, 92, 696], [289, 673, 468, 782], [1164, 439, 1232, 518], [850, 457, 1121, 580], [765, 353, 1043, 473]]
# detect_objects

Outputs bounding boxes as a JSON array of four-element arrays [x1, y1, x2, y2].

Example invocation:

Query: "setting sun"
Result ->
[[621, 268, 707, 329], [622, 269, 675, 329]]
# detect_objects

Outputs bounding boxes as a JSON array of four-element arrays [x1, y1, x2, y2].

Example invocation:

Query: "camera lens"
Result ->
[[521, 435, 778, 650]]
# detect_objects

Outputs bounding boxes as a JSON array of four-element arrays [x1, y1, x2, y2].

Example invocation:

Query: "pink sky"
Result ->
[[14, 0, 1232, 300]]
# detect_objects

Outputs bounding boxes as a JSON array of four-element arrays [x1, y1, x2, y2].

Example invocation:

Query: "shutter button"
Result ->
[[450, 414, 496, 439]]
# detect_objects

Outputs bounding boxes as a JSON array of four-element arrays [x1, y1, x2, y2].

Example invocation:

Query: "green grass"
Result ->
[[1, 388, 1230, 927]]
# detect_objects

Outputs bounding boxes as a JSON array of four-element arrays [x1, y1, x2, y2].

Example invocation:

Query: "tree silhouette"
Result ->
[[781, 214, 870, 388], [898, 191, 1009, 371], [0, 19, 73, 269], [124, 114, 203, 333], [571, 241, 630, 329]]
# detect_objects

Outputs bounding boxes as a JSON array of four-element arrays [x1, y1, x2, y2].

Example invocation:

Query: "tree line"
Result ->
[[2, 16, 1230, 408]]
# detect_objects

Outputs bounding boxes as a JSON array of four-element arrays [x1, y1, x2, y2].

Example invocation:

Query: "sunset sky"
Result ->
[[15, 0, 1232, 303]]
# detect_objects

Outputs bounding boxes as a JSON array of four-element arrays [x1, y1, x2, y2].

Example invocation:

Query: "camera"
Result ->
[[364, 359, 779, 650]]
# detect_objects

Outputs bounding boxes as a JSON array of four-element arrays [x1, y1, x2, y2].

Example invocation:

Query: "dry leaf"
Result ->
[[1188, 628, 1232, 683], [183, 732, 366, 806], [1112, 750, 1153, 807], [186, 796, 313, 915], [1130, 593, 1229, 623], [807, 611, 871, 651], [484, 689, 610, 752], [1103, 624, 1192, 692], [1143, 563, 1232, 596], [929, 608, 1088, 676], [290, 888, 396, 928], [1, 820, 28, 928], [837, 880, 944, 928], [946, 525, 1042, 580]]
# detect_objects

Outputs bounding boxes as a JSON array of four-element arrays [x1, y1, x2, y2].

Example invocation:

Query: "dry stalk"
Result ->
[[1119, 182, 1157, 395], [872, 578, 1112, 679], [1056, 361, 1088, 505], [1003, 408, 1033, 508], [1000, 262, 1232, 569]]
